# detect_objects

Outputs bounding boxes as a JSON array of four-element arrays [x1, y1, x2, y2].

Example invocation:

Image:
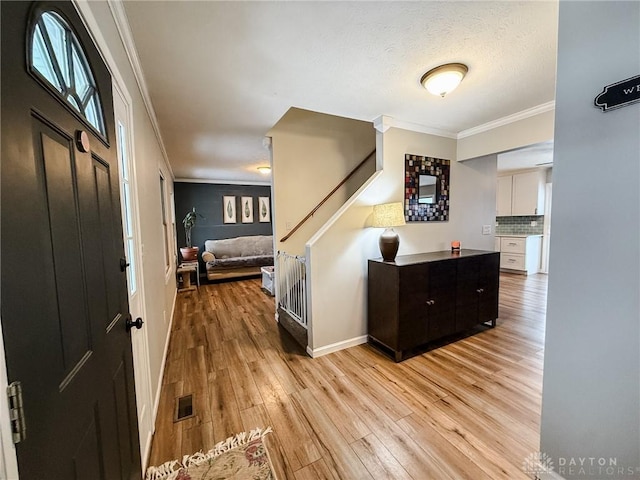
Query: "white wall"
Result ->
[[306, 127, 497, 354], [82, 0, 177, 428], [270, 108, 376, 255], [540, 2, 640, 477]]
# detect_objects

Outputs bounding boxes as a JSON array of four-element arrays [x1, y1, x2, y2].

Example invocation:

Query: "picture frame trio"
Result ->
[[223, 196, 270, 224]]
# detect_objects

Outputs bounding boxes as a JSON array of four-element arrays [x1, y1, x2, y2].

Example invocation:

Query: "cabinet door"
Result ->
[[367, 262, 400, 350], [478, 254, 499, 324], [455, 257, 480, 331], [455, 254, 499, 331], [512, 171, 544, 215], [496, 176, 513, 216], [398, 264, 430, 348], [425, 261, 457, 341]]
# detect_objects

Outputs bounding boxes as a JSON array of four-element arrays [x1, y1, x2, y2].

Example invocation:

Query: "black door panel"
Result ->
[[1, 1, 141, 478]]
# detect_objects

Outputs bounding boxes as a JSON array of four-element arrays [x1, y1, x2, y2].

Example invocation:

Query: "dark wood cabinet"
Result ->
[[367, 250, 500, 361]]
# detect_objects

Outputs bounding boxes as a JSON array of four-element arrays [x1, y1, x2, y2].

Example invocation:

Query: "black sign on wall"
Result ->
[[594, 74, 640, 112]]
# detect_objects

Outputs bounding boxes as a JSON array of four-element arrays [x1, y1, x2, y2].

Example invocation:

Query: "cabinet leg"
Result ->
[[394, 351, 403, 363]]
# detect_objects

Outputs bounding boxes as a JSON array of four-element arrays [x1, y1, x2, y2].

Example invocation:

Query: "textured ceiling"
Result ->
[[122, 1, 558, 183]]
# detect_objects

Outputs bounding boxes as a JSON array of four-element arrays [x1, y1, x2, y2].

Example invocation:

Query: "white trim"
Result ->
[[457, 101, 556, 139], [373, 114, 457, 138], [113, 80, 155, 472], [0, 319, 19, 480], [72, 1, 132, 107], [105, 0, 174, 180], [306, 335, 368, 358], [152, 289, 176, 426], [373, 115, 392, 133], [175, 178, 271, 186]]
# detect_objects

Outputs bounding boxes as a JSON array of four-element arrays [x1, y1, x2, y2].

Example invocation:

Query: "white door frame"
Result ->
[[113, 82, 154, 469], [541, 182, 553, 274]]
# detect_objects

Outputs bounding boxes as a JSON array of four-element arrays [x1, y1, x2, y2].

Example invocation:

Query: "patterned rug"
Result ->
[[145, 427, 277, 480]]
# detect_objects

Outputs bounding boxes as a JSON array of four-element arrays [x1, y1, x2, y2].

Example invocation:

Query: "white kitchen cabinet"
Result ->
[[496, 176, 513, 216], [512, 171, 545, 215], [494, 236, 501, 252], [496, 170, 546, 216], [499, 235, 542, 275]]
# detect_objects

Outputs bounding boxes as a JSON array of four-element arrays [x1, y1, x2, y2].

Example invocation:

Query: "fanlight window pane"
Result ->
[[32, 25, 62, 92], [30, 11, 106, 136], [67, 95, 80, 110], [72, 46, 90, 100], [85, 95, 104, 133], [41, 12, 70, 86]]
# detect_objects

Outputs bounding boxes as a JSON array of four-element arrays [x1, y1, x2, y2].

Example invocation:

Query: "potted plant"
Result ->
[[180, 207, 201, 262]]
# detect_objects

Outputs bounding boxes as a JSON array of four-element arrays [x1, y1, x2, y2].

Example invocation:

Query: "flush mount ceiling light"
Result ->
[[420, 63, 468, 97], [257, 166, 271, 174]]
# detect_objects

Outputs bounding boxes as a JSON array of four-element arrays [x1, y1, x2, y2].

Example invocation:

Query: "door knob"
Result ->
[[126, 316, 144, 332]]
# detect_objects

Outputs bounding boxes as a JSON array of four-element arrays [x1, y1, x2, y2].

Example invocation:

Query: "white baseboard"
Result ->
[[141, 430, 153, 471], [152, 289, 176, 429], [306, 335, 368, 358]]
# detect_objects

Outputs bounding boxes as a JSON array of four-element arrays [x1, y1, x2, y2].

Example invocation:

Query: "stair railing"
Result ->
[[279, 149, 376, 243]]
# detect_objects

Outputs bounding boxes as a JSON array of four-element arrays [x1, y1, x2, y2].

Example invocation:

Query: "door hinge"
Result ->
[[7, 381, 26, 444]]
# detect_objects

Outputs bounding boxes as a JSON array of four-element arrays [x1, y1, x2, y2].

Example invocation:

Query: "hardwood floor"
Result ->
[[148, 272, 547, 479]]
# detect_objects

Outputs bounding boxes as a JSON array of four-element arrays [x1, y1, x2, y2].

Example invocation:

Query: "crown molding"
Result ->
[[373, 115, 457, 138], [175, 178, 271, 186], [457, 101, 556, 139], [106, 0, 174, 179], [73, 1, 132, 106]]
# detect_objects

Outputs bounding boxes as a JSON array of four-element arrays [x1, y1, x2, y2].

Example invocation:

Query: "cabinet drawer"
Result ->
[[500, 237, 526, 254], [500, 253, 525, 270]]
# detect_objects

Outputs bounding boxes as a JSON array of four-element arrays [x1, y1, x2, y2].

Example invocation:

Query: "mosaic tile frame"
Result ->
[[404, 153, 450, 222]]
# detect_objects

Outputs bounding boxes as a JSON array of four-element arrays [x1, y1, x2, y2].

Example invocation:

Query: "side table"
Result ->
[[177, 261, 199, 292]]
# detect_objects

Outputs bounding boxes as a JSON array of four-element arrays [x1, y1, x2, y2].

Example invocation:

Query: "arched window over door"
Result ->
[[30, 10, 106, 136]]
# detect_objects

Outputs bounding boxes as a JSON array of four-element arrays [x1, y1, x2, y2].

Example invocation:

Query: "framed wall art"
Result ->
[[258, 196, 271, 223], [222, 196, 236, 223], [241, 196, 254, 223], [404, 153, 450, 222]]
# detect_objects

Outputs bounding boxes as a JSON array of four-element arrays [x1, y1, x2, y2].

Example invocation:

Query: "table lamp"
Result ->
[[372, 202, 406, 262]]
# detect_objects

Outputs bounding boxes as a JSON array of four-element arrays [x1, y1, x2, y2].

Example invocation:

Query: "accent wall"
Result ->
[[174, 182, 273, 263]]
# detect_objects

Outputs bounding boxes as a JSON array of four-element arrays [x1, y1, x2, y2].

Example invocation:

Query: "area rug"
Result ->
[[145, 427, 277, 480]]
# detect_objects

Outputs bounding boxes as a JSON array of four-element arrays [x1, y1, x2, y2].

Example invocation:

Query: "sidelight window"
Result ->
[[30, 10, 106, 136]]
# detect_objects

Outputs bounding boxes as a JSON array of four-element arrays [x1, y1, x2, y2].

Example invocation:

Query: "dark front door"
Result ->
[[1, 2, 141, 478]]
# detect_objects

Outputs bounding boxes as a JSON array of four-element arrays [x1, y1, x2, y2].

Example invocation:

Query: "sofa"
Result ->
[[202, 235, 274, 281]]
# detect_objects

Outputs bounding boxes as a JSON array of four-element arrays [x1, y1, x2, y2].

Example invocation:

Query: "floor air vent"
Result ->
[[174, 394, 194, 422]]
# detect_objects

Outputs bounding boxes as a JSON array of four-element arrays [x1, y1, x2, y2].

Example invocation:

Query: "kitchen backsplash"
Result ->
[[496, 215, 544, 235]]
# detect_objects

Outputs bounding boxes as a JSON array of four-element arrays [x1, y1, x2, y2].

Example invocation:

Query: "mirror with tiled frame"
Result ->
[[404, 153, 450, 222]]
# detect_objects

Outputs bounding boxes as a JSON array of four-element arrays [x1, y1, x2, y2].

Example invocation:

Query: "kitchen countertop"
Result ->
[[495, 234, 543, 237]]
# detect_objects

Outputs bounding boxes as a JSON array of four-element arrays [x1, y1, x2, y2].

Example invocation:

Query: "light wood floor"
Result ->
[[148, 272, 547, 479]]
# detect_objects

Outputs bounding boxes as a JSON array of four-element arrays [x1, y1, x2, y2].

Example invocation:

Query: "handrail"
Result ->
[[280, 149, 376, 243]]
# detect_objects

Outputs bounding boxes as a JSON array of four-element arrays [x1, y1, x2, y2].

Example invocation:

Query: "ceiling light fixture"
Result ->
[[257, 166, 271, 174], [420, 63, 468, 97]]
